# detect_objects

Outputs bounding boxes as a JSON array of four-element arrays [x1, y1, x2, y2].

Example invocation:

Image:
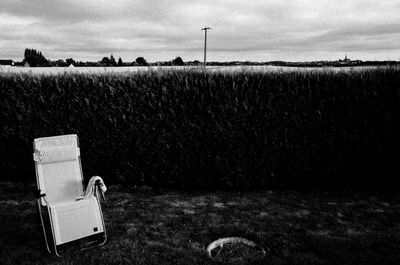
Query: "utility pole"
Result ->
[[201, 27, 212, 67]]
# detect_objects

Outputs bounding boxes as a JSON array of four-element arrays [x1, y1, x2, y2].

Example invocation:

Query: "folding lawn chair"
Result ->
[[33, 134, 107, 256]]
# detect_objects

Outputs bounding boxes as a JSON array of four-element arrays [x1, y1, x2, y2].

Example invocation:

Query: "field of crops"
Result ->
[[0, 65, 381, 75], [0, 67, 399, 189]]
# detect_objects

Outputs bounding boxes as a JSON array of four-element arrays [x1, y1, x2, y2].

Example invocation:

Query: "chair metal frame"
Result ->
[[34, 135, 107, 257]]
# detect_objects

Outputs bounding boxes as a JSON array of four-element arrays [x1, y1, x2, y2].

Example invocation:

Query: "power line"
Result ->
[[201, 27, 212, 68]]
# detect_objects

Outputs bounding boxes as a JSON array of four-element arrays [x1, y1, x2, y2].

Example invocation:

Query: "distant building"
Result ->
[[339, 55, 350, 63], [68, 63, 75, 68], [24, 62, 30, 67], [55, 59, 66, 67], [0, 59, 14, 66]]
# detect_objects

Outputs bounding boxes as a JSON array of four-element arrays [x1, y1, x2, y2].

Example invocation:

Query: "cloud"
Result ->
[[0, 0, 399, 61]]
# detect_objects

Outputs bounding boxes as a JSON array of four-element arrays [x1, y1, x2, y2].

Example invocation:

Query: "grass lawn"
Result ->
[[0, 183, 399, 265]]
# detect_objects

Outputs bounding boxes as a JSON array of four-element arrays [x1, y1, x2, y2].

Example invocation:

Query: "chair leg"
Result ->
[[46, 205, 64, 257], [37, 200, 51, 254], [96, 194, 108, 247], [79, 232, 107, 251], [37, 201, 64, 257]]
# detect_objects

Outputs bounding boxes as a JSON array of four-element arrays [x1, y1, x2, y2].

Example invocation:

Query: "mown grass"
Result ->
[[1, 183, 399, 265]]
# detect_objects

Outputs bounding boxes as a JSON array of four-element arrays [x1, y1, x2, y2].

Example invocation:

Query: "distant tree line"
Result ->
[[20, 49, 193, 67], [23, 49, 49, 67], [16, 48, 400, 68]]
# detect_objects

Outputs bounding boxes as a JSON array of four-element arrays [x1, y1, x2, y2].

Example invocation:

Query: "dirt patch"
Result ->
[[213, 202, 226, 208]]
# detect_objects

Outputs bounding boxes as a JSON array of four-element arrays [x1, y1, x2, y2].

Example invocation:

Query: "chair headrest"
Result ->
[[34, 134, 78, 149], [33, 146, 80, 163]]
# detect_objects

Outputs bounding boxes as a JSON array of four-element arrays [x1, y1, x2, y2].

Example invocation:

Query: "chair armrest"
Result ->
[[34, 189, 46, 199]]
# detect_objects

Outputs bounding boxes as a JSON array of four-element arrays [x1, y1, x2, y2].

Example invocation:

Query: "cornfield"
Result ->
[[1, 67, 399, 189]]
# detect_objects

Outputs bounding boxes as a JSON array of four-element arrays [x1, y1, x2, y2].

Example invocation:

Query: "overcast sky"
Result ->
[[1, 0, 399, 62]]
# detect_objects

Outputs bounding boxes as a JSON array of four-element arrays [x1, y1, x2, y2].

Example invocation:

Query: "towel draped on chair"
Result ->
[[76, 176, 107, 201]]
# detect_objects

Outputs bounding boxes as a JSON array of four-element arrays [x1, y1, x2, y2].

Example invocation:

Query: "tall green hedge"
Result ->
[[1, 68, 399, 190]]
